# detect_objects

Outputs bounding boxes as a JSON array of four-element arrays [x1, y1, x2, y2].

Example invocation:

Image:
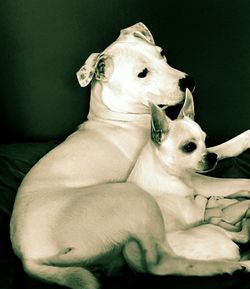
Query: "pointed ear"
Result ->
[[76, 53, 113, 87], [177, 88, 195, 120], [150, 104, 170, 145], [119, 22, 155, 44]]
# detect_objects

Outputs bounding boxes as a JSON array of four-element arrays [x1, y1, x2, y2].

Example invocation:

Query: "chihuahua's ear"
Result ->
[[151, 103, 170, 145], [76, 53, 113, 87], [177, 88, 195, 120]]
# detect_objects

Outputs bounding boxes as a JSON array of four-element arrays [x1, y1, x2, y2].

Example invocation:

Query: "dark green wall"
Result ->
[[0, 0, 249, 143]]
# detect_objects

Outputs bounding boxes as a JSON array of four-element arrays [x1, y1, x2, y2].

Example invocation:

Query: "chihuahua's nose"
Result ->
[[179, 75, 196, 92], [206, 153, 218, 167]]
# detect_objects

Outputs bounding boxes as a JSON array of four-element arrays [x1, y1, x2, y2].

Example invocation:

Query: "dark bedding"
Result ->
[[0, 142, 249, 289], [1, 0, 249, 287]]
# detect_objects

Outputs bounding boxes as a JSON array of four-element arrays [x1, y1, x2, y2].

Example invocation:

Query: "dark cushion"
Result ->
[[207, 149, 250, 179], [0, 0, 249, 288], [0, 141, 58, 217]]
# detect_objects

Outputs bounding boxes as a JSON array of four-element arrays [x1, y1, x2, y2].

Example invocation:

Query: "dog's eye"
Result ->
[[137, 68, 149, 78], [182, 142, 197, 153]]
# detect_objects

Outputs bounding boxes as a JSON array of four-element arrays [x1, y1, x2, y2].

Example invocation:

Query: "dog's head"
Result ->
[[76, 23, 195, 116], [150, 89, 217, 175]]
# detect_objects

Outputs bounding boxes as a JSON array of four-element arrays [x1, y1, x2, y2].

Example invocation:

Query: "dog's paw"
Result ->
[[240, 261, 250, 272], [222, 263, 244, 275], [150, 258, 244, 276], [202, 261, 243, 276]]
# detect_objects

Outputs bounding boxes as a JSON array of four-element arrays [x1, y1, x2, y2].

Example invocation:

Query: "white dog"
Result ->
[[128, 89, 250, 272], [10, 23, 250, 289]]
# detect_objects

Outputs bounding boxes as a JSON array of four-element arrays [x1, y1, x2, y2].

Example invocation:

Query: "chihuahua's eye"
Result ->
[[138, 68, 149, 78], [182, 142, 197, 153]]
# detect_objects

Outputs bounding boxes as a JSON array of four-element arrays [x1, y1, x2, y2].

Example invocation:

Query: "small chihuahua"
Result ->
[[128, 89, 250, 268]]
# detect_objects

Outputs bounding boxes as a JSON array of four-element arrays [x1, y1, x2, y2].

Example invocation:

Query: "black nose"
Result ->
[[179, 75, 196, 92], [205, 153, 218, 167]]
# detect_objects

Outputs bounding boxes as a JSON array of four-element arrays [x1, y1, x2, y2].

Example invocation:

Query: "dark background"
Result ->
[[0, 0, 249, 143], [0, 2, 250, 288]]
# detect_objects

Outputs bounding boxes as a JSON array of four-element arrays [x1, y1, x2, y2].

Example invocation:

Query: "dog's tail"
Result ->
[[123, 234, 166, 274], [22, 257, 99, 289]]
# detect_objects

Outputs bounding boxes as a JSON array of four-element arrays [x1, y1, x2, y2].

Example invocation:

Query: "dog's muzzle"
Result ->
[[158, 75, 195, 120]]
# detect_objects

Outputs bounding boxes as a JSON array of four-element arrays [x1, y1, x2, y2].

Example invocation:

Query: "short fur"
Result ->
[[128, 89, 250, 269], [10, 23, 250, 289]]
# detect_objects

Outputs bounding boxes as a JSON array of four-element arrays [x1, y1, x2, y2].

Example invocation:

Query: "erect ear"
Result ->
[[76, 53, 113, 87], [150, 103, 171, 145], [177, 88, 195, 120], [119, 22, 155, 45]]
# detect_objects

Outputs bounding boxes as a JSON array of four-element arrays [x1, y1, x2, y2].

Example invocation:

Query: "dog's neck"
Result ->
[[87, 83, 151, 124], [128, 141, 194, 197]]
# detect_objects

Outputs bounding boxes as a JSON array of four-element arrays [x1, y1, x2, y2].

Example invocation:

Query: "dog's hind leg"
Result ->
[[22, 257, 99, 289]]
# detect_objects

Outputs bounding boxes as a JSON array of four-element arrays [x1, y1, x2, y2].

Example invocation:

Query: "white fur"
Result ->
[[10, 23, 187, 289], [10, 23, 250, 289], [128, 93, 250, 269]]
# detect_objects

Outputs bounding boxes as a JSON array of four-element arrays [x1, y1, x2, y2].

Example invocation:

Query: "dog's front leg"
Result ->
[[208, 130, 250, 160], [192, 173, 250, 197]]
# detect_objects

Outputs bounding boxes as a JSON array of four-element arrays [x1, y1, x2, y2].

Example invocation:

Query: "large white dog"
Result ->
[[10, 23, 250, 289]]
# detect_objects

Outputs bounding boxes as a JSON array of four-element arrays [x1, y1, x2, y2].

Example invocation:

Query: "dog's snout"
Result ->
[[179, 76, 196, 92]]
